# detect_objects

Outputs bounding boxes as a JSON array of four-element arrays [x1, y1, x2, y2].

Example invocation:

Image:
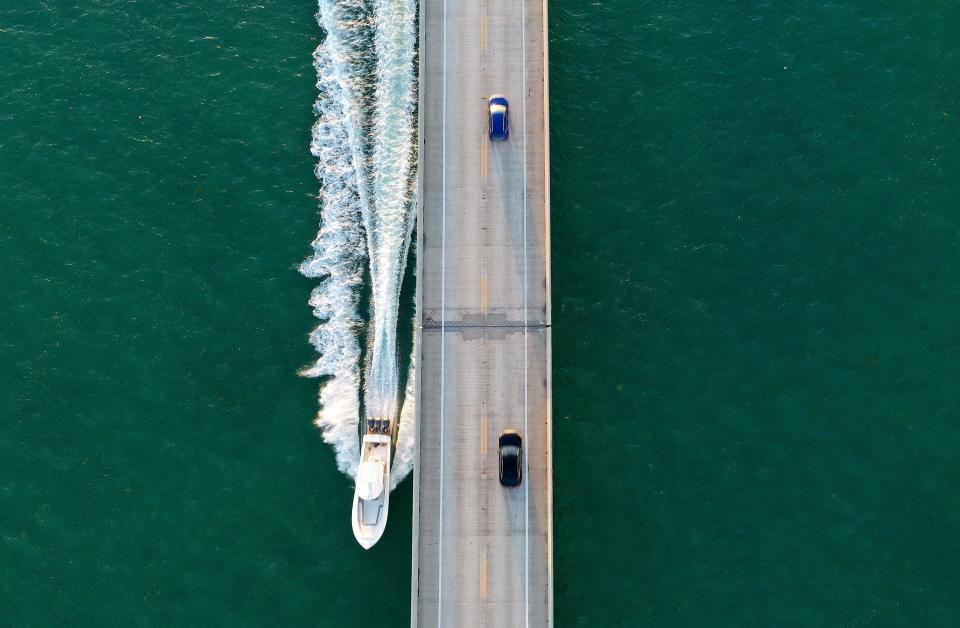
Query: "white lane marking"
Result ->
[[438, 0, 447, 624], [521, 0, 530, 625]]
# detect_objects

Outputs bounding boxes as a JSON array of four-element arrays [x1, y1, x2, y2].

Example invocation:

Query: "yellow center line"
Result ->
[[481, 414, 488, 455], [480, 260, 489, 313], [480, 138, 488, 177], [481, 15, 488, 49], [480, 552, 488, 600]]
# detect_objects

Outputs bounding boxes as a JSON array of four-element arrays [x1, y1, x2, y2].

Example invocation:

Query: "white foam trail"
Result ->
[[392, 319, 418, 490], [364, 0, 418, 423], [301, 0, 372, 478], [393, 253, 418, 489], [304, 0, 418, 488]]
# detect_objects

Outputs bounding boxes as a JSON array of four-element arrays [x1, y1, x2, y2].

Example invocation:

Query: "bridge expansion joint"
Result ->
[[420, 322, 551, 330]]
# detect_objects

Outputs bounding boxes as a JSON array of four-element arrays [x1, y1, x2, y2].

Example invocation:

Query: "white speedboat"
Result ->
[[351, 418, 392, 549]]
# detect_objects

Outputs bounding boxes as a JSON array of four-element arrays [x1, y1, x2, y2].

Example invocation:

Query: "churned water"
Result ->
[[300, 0, 417, 485], [2, 1, 958, 626]]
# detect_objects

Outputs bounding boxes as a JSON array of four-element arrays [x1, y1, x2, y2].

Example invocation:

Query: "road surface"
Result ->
[[411, 0, 552, 626]]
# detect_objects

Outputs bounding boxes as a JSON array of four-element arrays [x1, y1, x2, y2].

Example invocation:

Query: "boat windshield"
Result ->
[[356, 459, 385, 500]]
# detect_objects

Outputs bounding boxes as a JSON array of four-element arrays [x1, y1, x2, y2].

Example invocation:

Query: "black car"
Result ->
[[498, 429, 523, 487]]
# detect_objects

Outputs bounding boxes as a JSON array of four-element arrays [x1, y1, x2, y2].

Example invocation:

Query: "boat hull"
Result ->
[[351, 433, 392, 549]]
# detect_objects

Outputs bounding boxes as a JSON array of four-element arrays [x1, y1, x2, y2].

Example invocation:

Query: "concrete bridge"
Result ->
[[410, 0, 553, 626]]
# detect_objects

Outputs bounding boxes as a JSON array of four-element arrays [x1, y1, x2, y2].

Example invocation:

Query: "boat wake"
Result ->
[[301, 0, 417, 488]]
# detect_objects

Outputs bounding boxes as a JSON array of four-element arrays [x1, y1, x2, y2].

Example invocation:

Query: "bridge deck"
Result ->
[[411, 0, 552, 626]]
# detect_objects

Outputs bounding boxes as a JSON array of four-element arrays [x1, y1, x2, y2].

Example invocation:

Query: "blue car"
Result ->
[[488, 94, 509, 141]]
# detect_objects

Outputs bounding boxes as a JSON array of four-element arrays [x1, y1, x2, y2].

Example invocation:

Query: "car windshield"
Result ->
[[501, 445, 519, 457]]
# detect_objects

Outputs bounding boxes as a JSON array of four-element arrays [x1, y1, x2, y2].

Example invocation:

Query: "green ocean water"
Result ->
[[1, 1, 958, 626]]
